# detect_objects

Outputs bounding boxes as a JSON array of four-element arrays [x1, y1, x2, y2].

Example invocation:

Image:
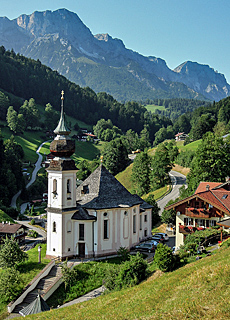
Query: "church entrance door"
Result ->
[[79, 243, 85, 257]]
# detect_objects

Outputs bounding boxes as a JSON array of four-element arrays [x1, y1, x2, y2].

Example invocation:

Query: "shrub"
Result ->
[[103, 253, 147, 291], [115, 253, 148, 290], [103, 264, 120, 291], [154, 243, 174, 272], [117, 247, 129, 261], [27, 230, 38, 238], [61, 260, 78, 289], [30, 219, 35, 225]]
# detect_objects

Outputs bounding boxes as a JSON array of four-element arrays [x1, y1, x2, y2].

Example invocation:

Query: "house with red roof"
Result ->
[[165, 181, 230, 248], [175, 132, 188, 141]]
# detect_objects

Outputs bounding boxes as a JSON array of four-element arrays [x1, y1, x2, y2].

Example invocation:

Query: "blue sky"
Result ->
[[1, 0, 230, 83]]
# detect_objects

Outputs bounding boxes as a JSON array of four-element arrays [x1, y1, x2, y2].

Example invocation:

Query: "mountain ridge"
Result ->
[[0, 8, 229, 102]]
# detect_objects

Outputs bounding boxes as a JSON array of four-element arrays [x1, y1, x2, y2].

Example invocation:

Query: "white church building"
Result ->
[[46, 92, 153, 259]]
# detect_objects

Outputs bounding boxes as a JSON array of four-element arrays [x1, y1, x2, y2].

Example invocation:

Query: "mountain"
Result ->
[[0, 8, 229, 102]]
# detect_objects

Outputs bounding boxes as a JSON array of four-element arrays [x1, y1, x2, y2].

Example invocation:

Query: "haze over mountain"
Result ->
[[0, 8, 229, 102]]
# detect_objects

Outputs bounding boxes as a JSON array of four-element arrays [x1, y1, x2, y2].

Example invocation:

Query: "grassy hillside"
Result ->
[[0, 124, 103, 165], [177, 139, 201, 151], [0, 210, 14, 223], [28, 245, 230, 320], [116, 163, 134, 193], [145, 104, 165, 112]]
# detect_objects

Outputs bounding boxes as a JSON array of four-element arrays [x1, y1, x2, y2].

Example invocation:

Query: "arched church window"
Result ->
[[53, 179, 57, 198], [67, 179, 71, 199], [67, 221, 72, 233], [53, 221, 56, 232]]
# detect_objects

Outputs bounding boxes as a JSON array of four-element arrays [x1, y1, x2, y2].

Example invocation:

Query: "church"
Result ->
[[46, 92, 153, 259]]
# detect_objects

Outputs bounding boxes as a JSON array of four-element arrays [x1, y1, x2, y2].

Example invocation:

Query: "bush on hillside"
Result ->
[[103, 253, 148, 291], [154, 243, 174, 272], [117, 247, 129, 261]]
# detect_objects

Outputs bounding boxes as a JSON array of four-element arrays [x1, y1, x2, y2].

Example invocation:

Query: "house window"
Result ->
[[210, 220, 216, 226], [140, 214, 142, 230], [133, 215, 136, 234], [79, 224, 84, 240], [133, 208, 136, 214], [124, 211, 128, 216], [104, 220, 109, 239], [103, 212, 108, 217], [144, 214, 147, 222], [144, 229, 148, 237], [53, 248, 55, 251], [53, 221, 56, 232], [67, 179, 71, 199], [197, 219, 205, 227], [68, 248, 71, 252], [184, 218, 193, 226], [195, 201, 199, 208]]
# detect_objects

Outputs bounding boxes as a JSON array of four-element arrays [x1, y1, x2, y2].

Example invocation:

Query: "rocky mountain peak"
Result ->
[[0, 8, 229, 102]]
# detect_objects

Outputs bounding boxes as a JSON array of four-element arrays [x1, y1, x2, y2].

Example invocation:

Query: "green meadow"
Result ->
[[145, 104, 165, 112]]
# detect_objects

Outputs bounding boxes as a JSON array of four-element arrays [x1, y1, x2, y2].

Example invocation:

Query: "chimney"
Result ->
[[206, 185, 210, 191]]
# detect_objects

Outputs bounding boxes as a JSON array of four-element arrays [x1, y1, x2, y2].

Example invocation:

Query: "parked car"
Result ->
[[133, 242, 155, 253], [150, 236, 164, 243], [154, 233, 169, 241], [145, 240, 159, 247]]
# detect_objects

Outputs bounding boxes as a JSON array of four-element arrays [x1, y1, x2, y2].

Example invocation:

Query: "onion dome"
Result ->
[[50, 91, 75, 158]]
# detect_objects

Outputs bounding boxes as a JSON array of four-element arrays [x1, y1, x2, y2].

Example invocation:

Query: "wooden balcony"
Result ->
[[185, 207, 210, 219], [179, 225, 197, 234]]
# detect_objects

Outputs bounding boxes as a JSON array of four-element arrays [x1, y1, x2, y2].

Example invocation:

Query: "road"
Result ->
[[10, 141, 48, 209], [19, 220, 47, 240], [157, 170, 187, 214]]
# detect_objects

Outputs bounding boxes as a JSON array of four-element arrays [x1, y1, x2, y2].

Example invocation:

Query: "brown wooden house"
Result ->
[[165, 181, 230, 248], [0, 222, 27, 244]]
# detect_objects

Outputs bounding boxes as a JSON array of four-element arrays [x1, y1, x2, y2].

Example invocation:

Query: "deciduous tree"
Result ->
[[132, 150, 151, 196], [187, 132, 230, 192]]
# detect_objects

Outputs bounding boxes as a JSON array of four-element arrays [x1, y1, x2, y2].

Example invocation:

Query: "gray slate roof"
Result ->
[[19, 294, 50, 317], [76, 165, 143, 209], [72, 207, 97, 221], [133, 194, 154, 210], [54, 105, 70, 135]]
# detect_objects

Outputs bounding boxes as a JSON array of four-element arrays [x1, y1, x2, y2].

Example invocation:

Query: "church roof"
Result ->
[[54, 91, 70, 135], [76, 165, 143, 210], [53, 106, 70, 135], [133, 194, 153, 209], [72, 207, 97, 220], [19, 294, 50, 317]]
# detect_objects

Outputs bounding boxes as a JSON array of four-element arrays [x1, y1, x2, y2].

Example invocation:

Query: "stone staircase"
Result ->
[[13, 265, 62, 314]]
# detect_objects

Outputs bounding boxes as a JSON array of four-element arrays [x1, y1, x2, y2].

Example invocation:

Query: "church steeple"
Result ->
[[54, 90, 70, 136], [49, 90, 75, 158]]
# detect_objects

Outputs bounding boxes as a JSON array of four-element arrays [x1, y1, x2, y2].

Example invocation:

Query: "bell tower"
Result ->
[[46, 91, 77, 258]]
